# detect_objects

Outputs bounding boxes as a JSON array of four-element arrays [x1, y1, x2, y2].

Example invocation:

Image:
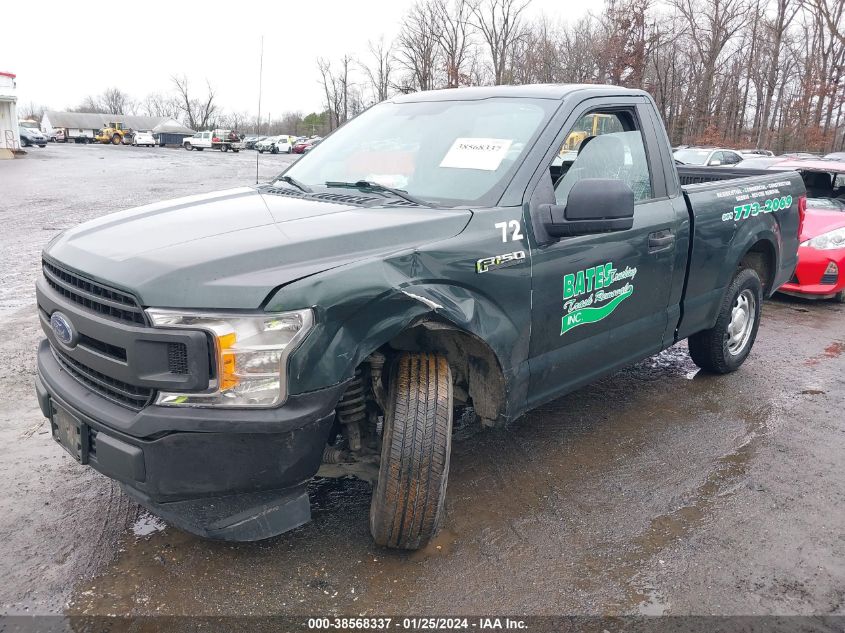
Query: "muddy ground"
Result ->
[[0, 144, 843, 619]]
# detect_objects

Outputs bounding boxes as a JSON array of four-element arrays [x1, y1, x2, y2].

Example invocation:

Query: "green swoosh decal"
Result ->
[[561, 286, 634, 335]]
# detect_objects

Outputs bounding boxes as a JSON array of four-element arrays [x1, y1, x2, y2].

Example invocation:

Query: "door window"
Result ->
[[552, 111, 653, 205]]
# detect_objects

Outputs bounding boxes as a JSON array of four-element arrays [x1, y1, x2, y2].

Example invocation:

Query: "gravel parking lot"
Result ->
[[1, 143, 843, 619]]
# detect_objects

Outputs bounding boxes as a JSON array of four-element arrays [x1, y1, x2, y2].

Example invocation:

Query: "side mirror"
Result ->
[[542, 179, 634, 238], [709, 159, 722, 166]]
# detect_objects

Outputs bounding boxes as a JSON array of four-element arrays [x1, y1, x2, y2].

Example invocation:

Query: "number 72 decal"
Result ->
[[495, 220, 524, 242]]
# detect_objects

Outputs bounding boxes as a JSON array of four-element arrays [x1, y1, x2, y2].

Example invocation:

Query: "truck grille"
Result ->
[[42, 260, 146, 325], [52, 347, 154, 410]]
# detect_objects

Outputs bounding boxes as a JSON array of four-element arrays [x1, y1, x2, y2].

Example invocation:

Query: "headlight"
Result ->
[[145, 308, 314, 408], [803, 227, 845, 250]]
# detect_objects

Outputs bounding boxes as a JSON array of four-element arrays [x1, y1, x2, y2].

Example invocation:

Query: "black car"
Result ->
[[19, 127, 48, 148]]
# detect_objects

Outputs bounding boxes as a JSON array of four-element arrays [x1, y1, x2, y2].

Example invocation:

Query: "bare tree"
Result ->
[[317, 56, 353, 129], [803, 0, 845, 44], [100, 87, 133, 114], [71, 95, 107, 113], [673, 0, 750, 139], [396, 1, 442, 91], [360, 36, 395, 103], [18, 102, 47, 123], [435, 0, 475, 87], [221, 111, 249, 132], [470, 0, 532, 84], [756, 0, 800, 146], [171, 75, 219, 130], [140, 92, 182, 119]]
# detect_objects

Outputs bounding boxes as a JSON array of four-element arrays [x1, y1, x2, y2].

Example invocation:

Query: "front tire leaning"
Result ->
[[689, 267, 763, 373], [370, 352, 453, 550]]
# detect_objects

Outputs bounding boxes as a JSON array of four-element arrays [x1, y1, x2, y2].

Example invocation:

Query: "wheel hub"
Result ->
[[726, 289, 755, 355]]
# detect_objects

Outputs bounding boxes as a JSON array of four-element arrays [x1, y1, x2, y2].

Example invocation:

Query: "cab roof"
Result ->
[[391, 84, 649, 103]]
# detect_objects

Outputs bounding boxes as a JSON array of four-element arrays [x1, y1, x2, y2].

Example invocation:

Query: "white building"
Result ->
[[0, 71, 20, 159]]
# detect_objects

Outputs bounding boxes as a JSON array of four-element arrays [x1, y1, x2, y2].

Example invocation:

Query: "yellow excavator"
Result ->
[[95, 122, 131, 145], [562, 113, 617, 151]]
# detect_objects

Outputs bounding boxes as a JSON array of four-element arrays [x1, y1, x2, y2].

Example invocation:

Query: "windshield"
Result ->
[[673, 149, 711, 165], [278, 97, 556, 205]]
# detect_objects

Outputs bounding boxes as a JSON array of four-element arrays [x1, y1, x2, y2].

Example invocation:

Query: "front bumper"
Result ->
[[36, 338, 345, 540], [779, 246, 845, 298]]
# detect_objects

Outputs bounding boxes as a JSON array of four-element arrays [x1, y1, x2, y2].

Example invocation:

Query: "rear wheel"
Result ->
[[221, 144, 229, 152], [184, 142, 192, 151], [370, 352, 453, 550], [689, 267, 763, 373], [111, 134, 120, 145]]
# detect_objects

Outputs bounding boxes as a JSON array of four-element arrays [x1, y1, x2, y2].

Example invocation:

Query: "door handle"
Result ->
[[648, 230, 674, 252]]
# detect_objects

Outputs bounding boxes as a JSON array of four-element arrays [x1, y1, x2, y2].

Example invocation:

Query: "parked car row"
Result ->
[[256, 135, 295, 154], [241, 134, 323, 155]]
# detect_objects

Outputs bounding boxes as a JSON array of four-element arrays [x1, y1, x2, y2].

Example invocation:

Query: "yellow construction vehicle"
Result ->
[[95, 122, 131, 145], [562, 113, 618, 151]]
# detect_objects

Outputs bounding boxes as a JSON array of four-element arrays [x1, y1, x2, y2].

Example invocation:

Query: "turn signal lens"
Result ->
[[218, 332, 238, 390]]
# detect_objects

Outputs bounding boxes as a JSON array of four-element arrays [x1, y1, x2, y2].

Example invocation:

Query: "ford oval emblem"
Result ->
[[50, 312, 76, 347]]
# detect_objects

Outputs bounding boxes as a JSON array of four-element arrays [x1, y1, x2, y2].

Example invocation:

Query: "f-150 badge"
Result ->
[[562, 261, 637, 334], [476, 250, 526, 273]]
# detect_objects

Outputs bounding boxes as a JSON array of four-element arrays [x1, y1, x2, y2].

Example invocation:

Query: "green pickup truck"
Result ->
[[35, 85, 804, 549]]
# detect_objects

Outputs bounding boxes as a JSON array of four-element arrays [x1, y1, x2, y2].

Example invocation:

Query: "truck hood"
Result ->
[[45, 186, 472, 309]]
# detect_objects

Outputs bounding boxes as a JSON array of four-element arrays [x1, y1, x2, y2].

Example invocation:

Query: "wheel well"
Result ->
[[386, 320, 506, 426], [740, 240, 776, 294]]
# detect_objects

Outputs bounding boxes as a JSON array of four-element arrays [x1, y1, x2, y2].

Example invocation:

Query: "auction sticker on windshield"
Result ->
[[439, 138, 513, 170]]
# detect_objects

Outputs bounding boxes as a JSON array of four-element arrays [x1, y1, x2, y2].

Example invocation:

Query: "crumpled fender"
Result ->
[[265, 251, 529, 398]]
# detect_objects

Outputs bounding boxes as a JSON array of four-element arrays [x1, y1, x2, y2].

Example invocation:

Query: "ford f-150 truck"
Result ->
[[35, 85, 804, 549]]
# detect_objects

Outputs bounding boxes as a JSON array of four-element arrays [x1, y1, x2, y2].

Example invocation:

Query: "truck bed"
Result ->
[[675, 167, 804, 341], [677, 166, 780, 187]]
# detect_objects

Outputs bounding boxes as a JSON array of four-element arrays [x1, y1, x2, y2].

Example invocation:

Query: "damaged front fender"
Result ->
[[265, 240, 532, 421]]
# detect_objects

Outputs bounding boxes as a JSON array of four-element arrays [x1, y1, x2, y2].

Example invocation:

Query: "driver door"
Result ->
[[526, 101, 678, 408]]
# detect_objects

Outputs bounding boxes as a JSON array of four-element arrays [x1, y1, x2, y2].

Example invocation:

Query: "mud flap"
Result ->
[[122, 484, 312, 542]]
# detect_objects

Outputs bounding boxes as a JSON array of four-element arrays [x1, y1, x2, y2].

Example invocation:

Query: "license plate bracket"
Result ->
[[51, 404, 88, 464]]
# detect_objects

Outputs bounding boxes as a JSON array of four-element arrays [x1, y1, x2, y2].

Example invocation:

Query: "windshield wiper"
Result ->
[[325, 180, 435, 207], [278, 174, 312, 193]]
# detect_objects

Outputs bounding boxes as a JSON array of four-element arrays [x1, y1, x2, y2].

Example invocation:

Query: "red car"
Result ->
[[293, 137, 320, 154], [779, 193, 845, 303]]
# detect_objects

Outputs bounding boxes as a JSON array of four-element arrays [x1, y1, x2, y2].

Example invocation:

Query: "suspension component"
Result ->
[[322, 445, 349, 464], [337, 370, 366, 452], [368, 351, 387, 410]]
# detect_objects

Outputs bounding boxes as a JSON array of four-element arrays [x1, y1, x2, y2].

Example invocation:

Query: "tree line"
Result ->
[[319, 0, 845, 153], [18, 76, 334, 138], [18, 0, 844, 152]]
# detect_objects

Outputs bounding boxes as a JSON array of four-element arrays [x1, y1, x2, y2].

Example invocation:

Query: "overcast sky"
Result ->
[[3, 0, 598, 117]]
